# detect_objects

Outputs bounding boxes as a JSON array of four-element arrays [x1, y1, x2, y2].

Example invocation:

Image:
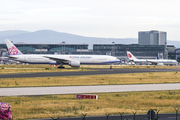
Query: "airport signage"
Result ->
[[76, 94, 98, 99]]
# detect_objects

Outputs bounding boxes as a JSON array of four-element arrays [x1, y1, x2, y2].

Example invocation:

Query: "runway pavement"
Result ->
[[0, 68, 180, 78], [1, 83, 180, 96]]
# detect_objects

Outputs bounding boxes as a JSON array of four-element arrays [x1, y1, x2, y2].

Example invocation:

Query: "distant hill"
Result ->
[[0, 30, 179, 49], [0, 30, 30, 38]]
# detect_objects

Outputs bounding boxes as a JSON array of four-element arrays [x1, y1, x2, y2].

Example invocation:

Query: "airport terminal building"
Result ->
[[92, 30, 169, 59], [93, 44, 168, 59], [0, 43, 90, 55]]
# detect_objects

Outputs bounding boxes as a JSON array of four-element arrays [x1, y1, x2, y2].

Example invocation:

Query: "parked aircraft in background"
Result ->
[[127, 51, 178, 66], [127, 51, 149, 65], [5, 39, 120, 68]]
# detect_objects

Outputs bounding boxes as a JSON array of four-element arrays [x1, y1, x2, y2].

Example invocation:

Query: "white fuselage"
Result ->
[[10, 54, 120, 65], [133, 59, 150, 64], [146, 59, 178, 65], [132, 59, 178, 65]]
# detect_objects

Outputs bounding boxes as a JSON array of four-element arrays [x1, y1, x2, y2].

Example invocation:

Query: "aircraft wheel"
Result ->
[[57, 66, 65, 69]]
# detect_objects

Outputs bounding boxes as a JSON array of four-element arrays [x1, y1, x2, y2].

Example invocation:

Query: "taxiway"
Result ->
[[0, 68, 180, 78], [1, 83, 180, 96]]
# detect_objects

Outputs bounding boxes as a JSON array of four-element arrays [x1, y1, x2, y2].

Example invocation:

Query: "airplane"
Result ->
[[5, 39, 120, 68], [127, 51, 178, 66]]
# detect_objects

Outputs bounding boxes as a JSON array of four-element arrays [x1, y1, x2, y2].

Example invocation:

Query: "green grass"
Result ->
[[0, 65, 93, 74], [1, 72, 180, 88], [1, 90, 180, 120], [0, 64, 178, 74]]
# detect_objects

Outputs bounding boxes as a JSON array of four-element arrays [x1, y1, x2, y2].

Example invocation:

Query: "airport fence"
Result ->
[[50, 108, 179, 120]]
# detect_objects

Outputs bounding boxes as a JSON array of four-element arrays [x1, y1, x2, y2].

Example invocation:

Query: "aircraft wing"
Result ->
[[146, 60, 158, 64], [43, 56, 70, 62]]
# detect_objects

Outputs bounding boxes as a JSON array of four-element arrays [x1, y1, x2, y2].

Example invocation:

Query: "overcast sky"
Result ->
[[0, 0, 180, 40]]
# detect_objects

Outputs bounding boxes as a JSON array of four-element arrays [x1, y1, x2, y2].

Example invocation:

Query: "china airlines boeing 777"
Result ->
[[127, 51, 178, 66], [5, 39, 120, 68]]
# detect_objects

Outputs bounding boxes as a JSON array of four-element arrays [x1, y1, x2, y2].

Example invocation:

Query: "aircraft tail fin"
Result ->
[[127, 51, 137, 60], [5, 39, 23, 55]]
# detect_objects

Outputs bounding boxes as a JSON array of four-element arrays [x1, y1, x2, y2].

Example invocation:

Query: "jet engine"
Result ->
[[69, 60, 80, 67], [157, 63, 164, 66]]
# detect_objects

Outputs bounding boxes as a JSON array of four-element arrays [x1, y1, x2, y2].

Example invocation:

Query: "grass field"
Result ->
[[1, 90, 180, 120], [0, 64, 85, 74], [0, 64, 179, 74], [0, 72, 180, 88]]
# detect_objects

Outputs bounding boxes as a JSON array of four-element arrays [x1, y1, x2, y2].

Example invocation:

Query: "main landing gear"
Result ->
[[57, 63, 65, 69]]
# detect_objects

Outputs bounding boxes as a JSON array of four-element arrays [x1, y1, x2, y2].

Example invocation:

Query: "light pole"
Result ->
[[112, 42, 115, 56]]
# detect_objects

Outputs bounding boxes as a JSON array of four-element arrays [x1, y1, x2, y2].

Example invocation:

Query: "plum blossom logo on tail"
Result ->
[[8, 46, 18, 55], [128, 53, 132, 58]]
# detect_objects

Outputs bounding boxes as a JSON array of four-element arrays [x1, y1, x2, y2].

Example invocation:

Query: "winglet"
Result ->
[[5, 39, 23, 55], [127, 51, 137, 60]]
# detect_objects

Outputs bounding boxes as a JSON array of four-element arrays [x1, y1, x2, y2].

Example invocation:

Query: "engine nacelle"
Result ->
[[69, 60, 80, 67], [157, 63, 164, 66]]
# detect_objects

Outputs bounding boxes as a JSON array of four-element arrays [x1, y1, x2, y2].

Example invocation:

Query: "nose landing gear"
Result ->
[[110, 64, 112, 69]]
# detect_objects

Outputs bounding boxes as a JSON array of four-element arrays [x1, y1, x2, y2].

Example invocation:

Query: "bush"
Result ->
[[147, 66, 150, 68], [45, 68, 49, 70]]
